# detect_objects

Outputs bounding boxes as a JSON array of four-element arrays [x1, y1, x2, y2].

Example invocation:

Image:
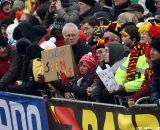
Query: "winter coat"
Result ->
[[52, 71, 98, 101], [150, 59, 160, 104], [45, 0, 79, 27], [0, 11, 10, 23], [72, 40, 91, 66], [0, 46, 22, 87], [7, 59, 45, 95], [150, 74, 160, 104], [115, 54, 149, 92]]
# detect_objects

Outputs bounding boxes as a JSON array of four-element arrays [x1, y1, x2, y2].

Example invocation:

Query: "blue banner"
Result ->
[[0, 91, 49, 130]]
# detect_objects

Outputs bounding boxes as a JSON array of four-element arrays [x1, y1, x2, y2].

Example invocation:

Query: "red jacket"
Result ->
[[0, 11, 10, 22], [129, 67, 153, 101]]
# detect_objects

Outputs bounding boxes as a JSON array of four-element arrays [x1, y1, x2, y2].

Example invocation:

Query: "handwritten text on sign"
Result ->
[[42, 45, 75, 82], [96, 64, 119, 93]]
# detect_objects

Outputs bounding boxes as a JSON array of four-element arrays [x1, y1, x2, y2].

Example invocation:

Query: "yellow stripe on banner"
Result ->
[[118, 114, 135, 130], [135, 114, 159, 130], [103, 112, 115, 130], [82, 110, 98, 130]]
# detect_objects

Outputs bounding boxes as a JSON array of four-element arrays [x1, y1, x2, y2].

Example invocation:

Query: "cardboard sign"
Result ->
[[96, 64, 119, 93], [41, 45, 76, 82]]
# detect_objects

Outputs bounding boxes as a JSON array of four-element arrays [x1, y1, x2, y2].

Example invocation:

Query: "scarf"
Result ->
[[126, 43, 148, 81]]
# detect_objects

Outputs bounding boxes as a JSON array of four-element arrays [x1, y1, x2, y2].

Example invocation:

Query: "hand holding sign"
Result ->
[[96, 64, 119, 93], [59, 72, 69, 85]]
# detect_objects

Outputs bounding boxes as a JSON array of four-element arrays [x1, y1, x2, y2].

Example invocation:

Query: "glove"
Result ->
[[59, 72, 69, 85]]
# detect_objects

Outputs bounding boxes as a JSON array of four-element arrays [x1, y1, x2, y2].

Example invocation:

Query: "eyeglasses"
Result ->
[[96, 49, 109, 55], [64, 33, 77, 38]]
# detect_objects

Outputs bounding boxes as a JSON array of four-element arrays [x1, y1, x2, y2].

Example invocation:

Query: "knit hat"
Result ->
[[79, 53, 97, 70], [95, 37, 107, 49], [106, 22, 121, 39], [93, 26, 107, 38], [26, 44, 43, 60], [1, 18, 14, 28], [0, 35, 8, 47], [124, 4, 144, 13], [50, 17, 66, 37], [13, 21, 36, 42], [0, 0, 12, 6], [79, 0, 96, 7], [6, 24, 18, 46], [40, 37, 56, 50], [90, 11, 113, 24], [51, 17, 66, 31], [13, 0, 24, 10], [151, 37, 160, 53], [16, 38, 32, 55], [121, 22, 140, 41]]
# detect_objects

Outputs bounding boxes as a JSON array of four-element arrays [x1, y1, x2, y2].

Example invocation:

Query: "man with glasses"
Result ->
[[62, 22, 91, 65]]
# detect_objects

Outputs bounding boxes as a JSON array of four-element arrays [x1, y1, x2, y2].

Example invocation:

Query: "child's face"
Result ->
[[2, 2, 12, 14], [79, 62, 89, 76]]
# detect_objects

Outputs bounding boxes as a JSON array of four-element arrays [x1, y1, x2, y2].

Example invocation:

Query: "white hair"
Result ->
[[62, 23, 79, 36]]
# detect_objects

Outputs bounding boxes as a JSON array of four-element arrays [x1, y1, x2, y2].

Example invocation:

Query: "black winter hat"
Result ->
[[26, 44, 43, 60], [1, 18, 14, 28], [0, 35, 8, 47], [51, 17, 66, 36], [13, 21, 36, 42], [0, 0, 12, 7], [121, 22, 140, 41], [90, 11, 114, 24], [16, 38, 32, 55], [151, 37, 160, 53], [79, 0, 96, 7]]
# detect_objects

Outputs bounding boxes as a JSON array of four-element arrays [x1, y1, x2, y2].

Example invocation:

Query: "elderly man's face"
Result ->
[[114, 0, 127, 6], [63, 27, 79, 45]]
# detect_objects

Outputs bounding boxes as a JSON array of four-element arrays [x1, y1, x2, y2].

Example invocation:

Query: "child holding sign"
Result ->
[[56, 53, 99, 101]]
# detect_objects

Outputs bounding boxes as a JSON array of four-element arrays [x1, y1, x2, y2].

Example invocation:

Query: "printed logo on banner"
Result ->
[[0, 91, 49, 130]]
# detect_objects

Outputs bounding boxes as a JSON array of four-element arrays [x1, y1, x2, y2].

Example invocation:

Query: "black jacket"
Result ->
[[150, 59, 160, 104], [72, 40, 91, 66], [7, 59, 45, 95], [53, 71, 98, 101]]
